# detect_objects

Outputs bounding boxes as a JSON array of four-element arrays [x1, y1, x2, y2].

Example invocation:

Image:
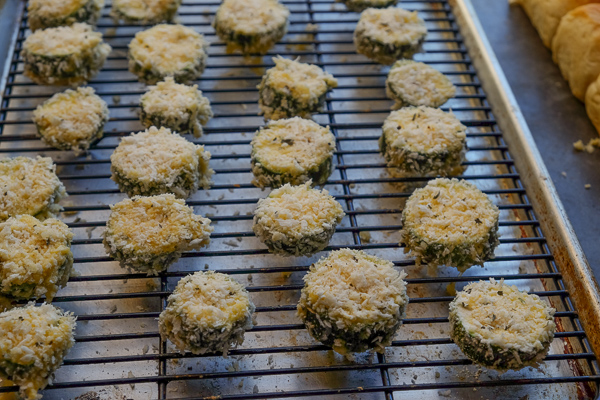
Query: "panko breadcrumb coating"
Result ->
[[0, 303, 76, 400]]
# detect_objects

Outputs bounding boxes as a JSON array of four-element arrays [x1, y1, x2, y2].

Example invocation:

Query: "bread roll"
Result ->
[[510, 0, 600, 48], [585, 76, 600, 134], [552, 4, 600, 101]]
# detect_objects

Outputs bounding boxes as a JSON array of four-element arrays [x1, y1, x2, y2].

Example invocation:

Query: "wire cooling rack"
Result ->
[[1, 0, 599, 399]]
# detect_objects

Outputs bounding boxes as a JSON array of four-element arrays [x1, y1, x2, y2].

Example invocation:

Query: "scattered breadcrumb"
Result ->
[[62, 201, 78, 216], [224, 239, 240, 247], [86, 226, 96, 239], [573, 138, 600, 153], [146, 280, 158, 291], [561, 171, 567, 177], [127, 371, 135, 390], [359, 231, 371, 243], [573, 140, 585, 151], [585, 184, 591, 190]]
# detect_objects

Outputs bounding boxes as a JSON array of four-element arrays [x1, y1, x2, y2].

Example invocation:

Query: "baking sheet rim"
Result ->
[[450, 0, 600, 361]]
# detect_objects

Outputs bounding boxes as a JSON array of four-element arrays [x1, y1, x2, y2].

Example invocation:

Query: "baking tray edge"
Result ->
[[0, 1, 24, 107], [450, 0, 600, 360]]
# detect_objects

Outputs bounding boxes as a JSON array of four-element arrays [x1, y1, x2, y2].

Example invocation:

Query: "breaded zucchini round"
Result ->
[[0, 303, 76, 400], [0, 156, 67, 222], [111, 0, 181, 25], [28, 0, 104, 31], [253, 182, 345, 256], [342, 0, 397, 12], [128, 24, 209, 84], [139, 77, 213, 137], [110, 126, 213, 198], [103, 194, 213, 274], [298, 249, 408, 355], [449, 279, 556, 370], [213, 0, 289, 55], [0, 215, 73, 302], [32, 87, 109, 154], [386, 60, 456, 108], [380, 106, 466, 177], [251, 117, 336, 188], [400, 178, 500, 273], [159, 271, 255, 355], [21, 23, 111, 86], [354, 8, 427, 65], [258, 56, 338, 120]]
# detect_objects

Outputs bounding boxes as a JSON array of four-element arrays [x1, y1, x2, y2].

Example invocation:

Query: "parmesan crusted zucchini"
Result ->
[[342, 0, 397, 12], [258, 56, 338, 120], [21, 23, 111, 86], [159, 271, 255, 355], [0, 156, 67, 222], [253, 182, 345, 256], [128, 24, 209, 84], [111, 0, 181, 25], [110, 126, 213, 198], [28, 0, 104, 31], [400, 178, 500, 273], [298, 249, 408, 355], [379, 106, 466, 177], [449, 279, 556, 370], [213, 0, 289, 55], [0, 215, 73, 303], [354, 8, 427, 65], [386, 60, 456, 108], [251, 117, 336, 188], [103, 194, 213, 274], [32, 87, 109, 154], [139, 77, 213, 137], [0, 303, 76, 400]]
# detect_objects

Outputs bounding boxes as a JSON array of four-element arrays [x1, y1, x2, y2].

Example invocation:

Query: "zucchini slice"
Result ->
[[449, 279, 556, 370], [0, 215, 73, 302], [213, 0, 289, 55], [379, 106, 466, 178], [0, 156, 67, 222], [139, 77, 213, 137], [342, 0, 397, 12], [386, 60, 456, 108], [128, 24, 209, 84], [111, 126, 213, 198], [253, 182, 345, 256], [251, 117, 336, 188], [111, 0, 181, 25], [21, 23, 111, 86], [0, 304, 76, 400], [258, 56, 338, 120], [33, 86, 109, 154], [103, 194, 213, 274], [400, 178, 500, 273], [353, 8, 427, 65], [159, 271, 255, 355], [28, 0, 104, 31], [297, 248, 408, 355]]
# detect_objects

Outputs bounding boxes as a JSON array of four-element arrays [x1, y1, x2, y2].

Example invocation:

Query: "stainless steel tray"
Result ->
[[1, 0, 599, 398]]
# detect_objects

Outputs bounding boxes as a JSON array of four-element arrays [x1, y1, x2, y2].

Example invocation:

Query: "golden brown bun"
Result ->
[[511, 0, 600, 48], [585, 76, 600, 134], [552, 4, 600, 101]]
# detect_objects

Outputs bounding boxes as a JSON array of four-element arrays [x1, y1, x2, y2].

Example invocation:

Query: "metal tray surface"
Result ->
[[0, 0, 599, 399]]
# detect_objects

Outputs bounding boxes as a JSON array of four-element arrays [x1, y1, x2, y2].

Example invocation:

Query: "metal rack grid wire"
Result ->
[[1, 0, 600, 398]]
